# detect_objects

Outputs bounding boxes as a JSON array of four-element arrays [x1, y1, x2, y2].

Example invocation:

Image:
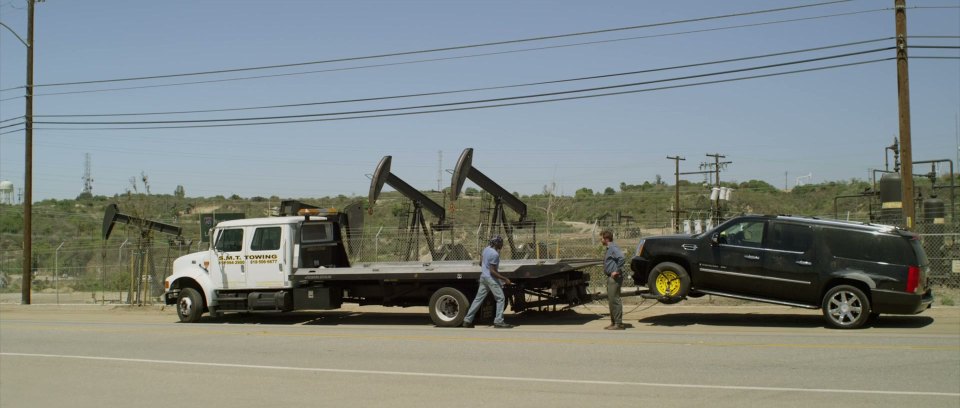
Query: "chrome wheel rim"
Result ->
[[178, 296, 193, 317], [827, 290, 863, 326]]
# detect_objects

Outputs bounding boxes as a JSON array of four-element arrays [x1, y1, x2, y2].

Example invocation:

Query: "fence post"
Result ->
[[55, 242, 64, 305], [375, 226, 383, 262]]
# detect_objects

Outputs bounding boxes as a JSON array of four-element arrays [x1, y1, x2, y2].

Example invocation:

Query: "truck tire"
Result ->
[[647, 262, 690, 305], [821, 285, 871, 329], [429, 287, 469, 327], [177, 287, 204, 323]]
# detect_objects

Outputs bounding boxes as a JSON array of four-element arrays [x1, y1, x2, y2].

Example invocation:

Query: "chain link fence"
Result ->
[[1, 221, 956, 305]]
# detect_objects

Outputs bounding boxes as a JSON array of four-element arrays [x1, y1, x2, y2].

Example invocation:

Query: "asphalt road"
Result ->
[[1, 304, 958, 408]]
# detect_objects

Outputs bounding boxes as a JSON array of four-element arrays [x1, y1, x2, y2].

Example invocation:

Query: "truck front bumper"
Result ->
[[164, 289, 179, 305]]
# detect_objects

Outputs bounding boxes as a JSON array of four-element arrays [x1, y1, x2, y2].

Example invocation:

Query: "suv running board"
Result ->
[[695, 290, 819, 309]]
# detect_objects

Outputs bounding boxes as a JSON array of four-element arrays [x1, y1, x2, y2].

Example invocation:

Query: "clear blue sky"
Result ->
[[1, 0, 958, 201]]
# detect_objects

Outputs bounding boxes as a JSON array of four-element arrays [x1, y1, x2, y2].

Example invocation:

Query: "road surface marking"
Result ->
[[2, 352, 958, 397]]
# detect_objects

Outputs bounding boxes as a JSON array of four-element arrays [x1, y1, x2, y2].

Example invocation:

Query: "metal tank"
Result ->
[[923, 196, 946, 225], [878, 172, 903, 226]]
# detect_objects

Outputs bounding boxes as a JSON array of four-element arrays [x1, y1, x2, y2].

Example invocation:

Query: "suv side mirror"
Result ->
[[711, 233, 720, 246]]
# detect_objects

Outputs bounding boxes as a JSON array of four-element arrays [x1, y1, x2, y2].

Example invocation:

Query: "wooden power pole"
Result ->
[[895, 0, 915, 230], [706, 153, 727, 225], [22, 0, 36, 304], [667, 156, 685, 232]]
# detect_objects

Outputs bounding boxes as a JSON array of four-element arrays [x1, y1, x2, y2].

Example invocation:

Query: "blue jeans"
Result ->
[[463, 276, 506, 325]]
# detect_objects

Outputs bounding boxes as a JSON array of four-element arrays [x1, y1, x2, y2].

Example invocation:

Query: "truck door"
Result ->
[[245, 225, 286, 288], [212, 227, 246, 289], [762, 222, 818, 303], [702, 219, 767, 296]]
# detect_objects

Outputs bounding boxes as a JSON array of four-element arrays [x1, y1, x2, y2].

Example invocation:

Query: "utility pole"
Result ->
[[895, 0, 915, 230], [22, 0, 36, 305], [667, 156, 685, 232], [706, 153, 727, 225]]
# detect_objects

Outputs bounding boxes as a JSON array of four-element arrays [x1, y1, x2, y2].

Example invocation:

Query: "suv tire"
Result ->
[[647, 262, 690, 304], [821, 285, 871, 329]]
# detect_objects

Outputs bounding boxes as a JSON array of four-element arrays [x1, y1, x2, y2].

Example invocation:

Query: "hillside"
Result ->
[[0, 177, 956, 293]]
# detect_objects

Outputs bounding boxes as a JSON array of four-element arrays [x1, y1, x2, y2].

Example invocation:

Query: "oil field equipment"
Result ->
[[879, 171, 904, 226], [102, 203, 183, 304], [450, 148, 542, 259], [368, 156, 468, 261]]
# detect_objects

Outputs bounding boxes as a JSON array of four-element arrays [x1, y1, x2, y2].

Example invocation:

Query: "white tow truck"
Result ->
[[163, 208, 598, 326]]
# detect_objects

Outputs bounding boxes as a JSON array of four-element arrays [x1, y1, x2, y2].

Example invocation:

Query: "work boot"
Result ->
[[493, 322, 514, 329], [604, 324, 625, 330], [461, 321, 474, 328]]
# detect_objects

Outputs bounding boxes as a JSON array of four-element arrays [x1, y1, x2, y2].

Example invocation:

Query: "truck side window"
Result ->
[[215, 229, 244, 252], [251, 227, 281, 251]]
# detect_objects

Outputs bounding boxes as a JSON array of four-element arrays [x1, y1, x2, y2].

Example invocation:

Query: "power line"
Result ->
[[6, 7, 891, 98], [8, 0, 855, 90], [0, 120, 24, 130], [0, 126, 24, 135], [31, 57, 894, 131], [33, 47, 896, 126], [33, 38, 894, 118]]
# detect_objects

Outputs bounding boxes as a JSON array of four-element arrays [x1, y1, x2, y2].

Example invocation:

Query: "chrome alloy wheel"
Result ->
[[826, 289, 863, 327]]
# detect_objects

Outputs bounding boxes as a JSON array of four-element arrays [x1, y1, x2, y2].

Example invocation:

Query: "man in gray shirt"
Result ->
[[601, 230, 626, 330], [462, 235, 514, 329]]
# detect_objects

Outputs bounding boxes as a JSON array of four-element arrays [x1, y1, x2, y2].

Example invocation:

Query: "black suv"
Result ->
[[631, 215, 934, 329]]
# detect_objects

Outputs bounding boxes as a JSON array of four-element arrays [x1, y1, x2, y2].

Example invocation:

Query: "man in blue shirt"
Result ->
[[462, 235, 514, 329], [601, 230, 626, 330]]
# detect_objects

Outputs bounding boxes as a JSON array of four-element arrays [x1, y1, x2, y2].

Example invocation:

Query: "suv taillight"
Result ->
[[906, 265, 921, 293]]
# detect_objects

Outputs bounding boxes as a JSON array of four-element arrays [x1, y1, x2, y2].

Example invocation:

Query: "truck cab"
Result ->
[[165, 210, 350, 322]]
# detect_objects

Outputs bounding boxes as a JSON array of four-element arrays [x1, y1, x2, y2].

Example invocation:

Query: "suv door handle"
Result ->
[[743, 254, 760, 260], [795, 260, 812, 266]]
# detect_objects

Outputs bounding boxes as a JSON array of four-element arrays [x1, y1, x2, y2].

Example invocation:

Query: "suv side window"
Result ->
[[215, 228, 244, 252], [718, 220, 765, 248], [767, 222, 814, 253], [823, 228, 916, 265]]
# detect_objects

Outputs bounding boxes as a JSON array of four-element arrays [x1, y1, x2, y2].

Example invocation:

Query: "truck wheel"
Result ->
[[177, 287, 204, 323], [821, 285, 871, 329], [429, 287, 469, 327], [647, 262, 690, 305]]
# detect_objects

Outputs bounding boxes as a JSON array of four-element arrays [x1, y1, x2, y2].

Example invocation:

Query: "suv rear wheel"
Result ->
[[647, 262, 690, 304], [821, 285, 871, 329]]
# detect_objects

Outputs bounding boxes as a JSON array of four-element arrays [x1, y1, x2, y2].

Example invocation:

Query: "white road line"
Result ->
[[2, 352, 958, 398]]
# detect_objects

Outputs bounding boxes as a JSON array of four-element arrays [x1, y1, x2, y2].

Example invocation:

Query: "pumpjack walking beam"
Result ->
[[369, 156, 451, 261], [450, 148, 535, 256]]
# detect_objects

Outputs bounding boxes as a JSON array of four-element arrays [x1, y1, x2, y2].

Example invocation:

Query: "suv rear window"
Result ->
[[822, 228, 917, 265], [910, 238, 929, 266]]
